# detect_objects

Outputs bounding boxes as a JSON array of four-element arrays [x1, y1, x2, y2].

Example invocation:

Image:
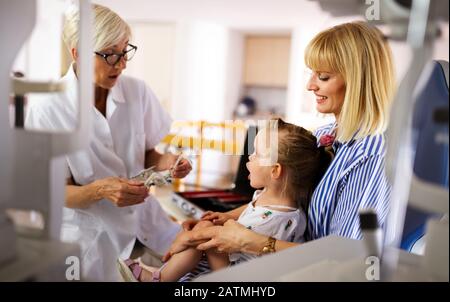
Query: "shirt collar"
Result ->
[[110, 80, 126, 103], [330, 122, 358, 151]]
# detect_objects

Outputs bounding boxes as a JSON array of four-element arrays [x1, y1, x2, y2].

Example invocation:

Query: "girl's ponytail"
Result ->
[[316, 146, 334, 185]]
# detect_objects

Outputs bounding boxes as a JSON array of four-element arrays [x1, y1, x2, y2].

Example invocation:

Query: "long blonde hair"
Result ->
[[305, 21, 395, 142], [63, 4, 131, 53]]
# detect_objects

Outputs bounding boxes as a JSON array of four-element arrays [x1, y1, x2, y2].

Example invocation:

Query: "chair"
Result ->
[[400, 60, 449, 253]]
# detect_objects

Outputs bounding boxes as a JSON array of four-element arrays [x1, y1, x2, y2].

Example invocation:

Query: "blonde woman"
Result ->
[[163, 21, 395, 264], [25, 4, 191, 281]]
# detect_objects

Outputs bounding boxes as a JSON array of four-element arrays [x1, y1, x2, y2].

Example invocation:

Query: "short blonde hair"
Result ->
[[305, 21, 395, 142], [63, 4, 131, 53]]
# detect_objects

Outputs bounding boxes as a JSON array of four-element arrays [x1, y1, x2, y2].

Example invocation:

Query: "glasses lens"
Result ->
[[106, 54, 121, 66], [124, 47, 136, 61]]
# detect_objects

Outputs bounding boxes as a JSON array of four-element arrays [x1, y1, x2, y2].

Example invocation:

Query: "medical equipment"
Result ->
[[0, 0, 92, 281], [400, 60, 448, 253], [380, 1, 448, 281], [198, 0, 448, 282], [131, 166, 173, 188], [171, 126, 257, 219], [359, 210, 383, 258], [131, 154, 186, 188]]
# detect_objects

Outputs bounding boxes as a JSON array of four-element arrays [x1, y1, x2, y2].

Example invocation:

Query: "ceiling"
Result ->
[[96, 0, 329, 31]]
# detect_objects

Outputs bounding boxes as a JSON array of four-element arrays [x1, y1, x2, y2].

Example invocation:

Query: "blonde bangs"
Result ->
[[304, 31, 341, 74]]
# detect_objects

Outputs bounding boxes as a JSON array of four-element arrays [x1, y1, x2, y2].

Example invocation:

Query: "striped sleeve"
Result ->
[[330, 154, 391, 239]]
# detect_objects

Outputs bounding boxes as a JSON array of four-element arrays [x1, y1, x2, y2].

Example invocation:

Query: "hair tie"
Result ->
[[318, 145, 326, 155]]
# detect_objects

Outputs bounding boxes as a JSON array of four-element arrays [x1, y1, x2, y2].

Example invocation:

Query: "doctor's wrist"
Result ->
[[88, 180, 104, 202]]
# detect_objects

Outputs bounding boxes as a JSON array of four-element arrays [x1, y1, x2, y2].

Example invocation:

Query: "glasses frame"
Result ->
[[94, 43, 138, 66]]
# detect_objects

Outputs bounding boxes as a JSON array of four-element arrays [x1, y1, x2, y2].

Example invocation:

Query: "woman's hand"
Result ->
[[162, 229, 213, 262], [195, 220, 267, 255], [92, 177, 149, 207], [201, 211, 234, 225]]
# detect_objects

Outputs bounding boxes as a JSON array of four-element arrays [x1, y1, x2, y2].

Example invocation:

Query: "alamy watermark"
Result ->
[[365, 256, 380, 281], [167, 119, 279, 166], [65, 255, 80, 281], [365, 0, 380, 21]]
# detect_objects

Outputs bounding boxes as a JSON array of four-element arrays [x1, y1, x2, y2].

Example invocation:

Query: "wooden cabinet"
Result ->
[[243, 36, 291, 88]]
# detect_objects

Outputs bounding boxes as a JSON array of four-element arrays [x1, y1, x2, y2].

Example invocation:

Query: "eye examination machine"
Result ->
[[0, 0, 93, 281], [0, 0, 448, 282]]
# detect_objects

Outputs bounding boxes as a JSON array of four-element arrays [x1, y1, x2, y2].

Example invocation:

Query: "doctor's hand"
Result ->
[[92, 177, 149, 207], [170, 157, 192, 179]]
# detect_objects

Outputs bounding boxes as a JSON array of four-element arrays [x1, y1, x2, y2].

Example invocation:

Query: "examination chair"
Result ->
[[400, 60, 449, 253]]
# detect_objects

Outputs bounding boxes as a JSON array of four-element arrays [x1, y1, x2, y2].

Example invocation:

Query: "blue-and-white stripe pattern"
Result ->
[[307, 123, 391, 240]]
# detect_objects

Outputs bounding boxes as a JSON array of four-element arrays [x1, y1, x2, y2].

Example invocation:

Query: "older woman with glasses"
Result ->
[[25, 4, 191, 281]]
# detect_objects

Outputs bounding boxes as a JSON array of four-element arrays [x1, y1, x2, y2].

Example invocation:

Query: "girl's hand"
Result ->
[[181, 219, 199, 231], [201, 211, 234, 225]]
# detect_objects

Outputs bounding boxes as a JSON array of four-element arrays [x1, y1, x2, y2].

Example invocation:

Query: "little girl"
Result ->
[[118, 118, 332, 282]]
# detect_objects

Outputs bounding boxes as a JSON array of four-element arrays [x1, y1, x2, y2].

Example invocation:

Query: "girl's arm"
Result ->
[[201, 204, 248, 225], [181, 204, 248, 231], [226, 204, 248, 219]]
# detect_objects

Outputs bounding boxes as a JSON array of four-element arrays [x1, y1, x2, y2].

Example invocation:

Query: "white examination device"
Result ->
[[0, 0, 93, 281]]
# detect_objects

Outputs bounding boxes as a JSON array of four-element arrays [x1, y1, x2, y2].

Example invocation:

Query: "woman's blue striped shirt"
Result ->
[[307, 123, 391, 240]]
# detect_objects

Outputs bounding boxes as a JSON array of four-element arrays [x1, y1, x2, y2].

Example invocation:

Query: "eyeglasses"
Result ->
[[94, 44, 137, 66]]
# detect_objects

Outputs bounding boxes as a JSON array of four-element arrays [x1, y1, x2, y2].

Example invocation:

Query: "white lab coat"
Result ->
[[25, 65, 181, 281]]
